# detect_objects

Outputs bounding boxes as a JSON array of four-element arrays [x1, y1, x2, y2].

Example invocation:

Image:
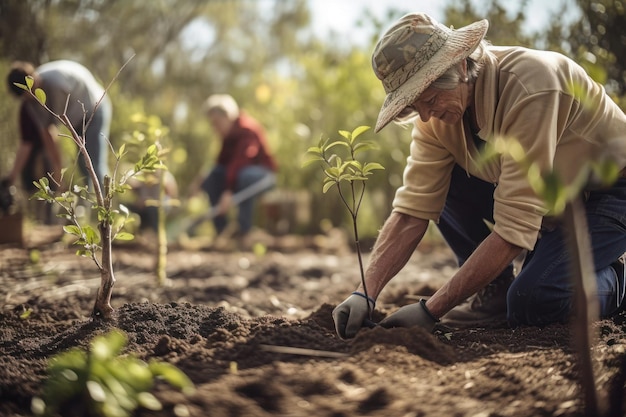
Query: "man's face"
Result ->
[[409, 83, 470, 125], [208, 111, 233, 138]]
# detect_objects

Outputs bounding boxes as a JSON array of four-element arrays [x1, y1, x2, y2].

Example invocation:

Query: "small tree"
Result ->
[[480, 136, 621, 417], [303, 126, 384, 321], [15, 66, 165, 320], [122, 113, 175, 286]]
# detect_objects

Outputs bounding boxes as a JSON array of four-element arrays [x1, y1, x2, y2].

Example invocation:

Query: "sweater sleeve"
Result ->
[[392, 123, 456, 221], [492, 90, 571, 250], [224, 129, 261, 190]]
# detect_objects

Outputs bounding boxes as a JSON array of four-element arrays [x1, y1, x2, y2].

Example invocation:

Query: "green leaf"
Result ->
[[114, 232, 134, 241], [338, 130, 351, 140], [117, 143, 127, 159], [363, 162, 385, 173], [342, 160, 362, 171], [20, 308, 33, 319], [322, 181, 337, 193], [136, 392, 162, 411], [119, 204, 130, 217], [63, 225, 82, 237], [83, 225, 101, 245], [35, 88, 47, 105], [91, 331, 127, 361], [13, 82, 29, 92], [353, 141, 378, 154], [305, 146, 322, 155], [351, 125, 371, 141], [86, 380, 106, 402], [541, 171, 567, 215], [591, 159, 620, 186], [148, 361, 195, 391], [325, 166, 341, 178], [26, 76, 34, 90], [301, 155, 324, 168], [323, 140, 350, 152]]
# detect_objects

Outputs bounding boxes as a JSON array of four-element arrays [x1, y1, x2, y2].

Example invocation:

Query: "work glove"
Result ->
[[332, 292, 376, 339], [379, 299, 439, 333]]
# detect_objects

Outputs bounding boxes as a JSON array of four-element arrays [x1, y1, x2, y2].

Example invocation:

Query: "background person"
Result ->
[[4, 60, 112, 190], [190, 94, 277, 247], [332, 13, 626, 339]]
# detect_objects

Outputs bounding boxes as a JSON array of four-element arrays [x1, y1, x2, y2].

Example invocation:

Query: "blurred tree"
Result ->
[[0, 0, 49, 64], [3, 0, 624, 239], [559, 0, 626, 96], [443, 0, 536, 46]]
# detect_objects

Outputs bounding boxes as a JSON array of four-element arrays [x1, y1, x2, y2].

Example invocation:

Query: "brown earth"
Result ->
[[1, 225, 626, 417]]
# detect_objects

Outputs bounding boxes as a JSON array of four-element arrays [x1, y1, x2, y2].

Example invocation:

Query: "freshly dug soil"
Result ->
[[1, 226, 625, 417]]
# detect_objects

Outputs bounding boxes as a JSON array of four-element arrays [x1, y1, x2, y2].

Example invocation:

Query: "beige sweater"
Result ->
[[393, 46, 626, 250]]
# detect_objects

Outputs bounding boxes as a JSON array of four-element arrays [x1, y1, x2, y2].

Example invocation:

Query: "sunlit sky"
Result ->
[[308, 0, 577, 46]]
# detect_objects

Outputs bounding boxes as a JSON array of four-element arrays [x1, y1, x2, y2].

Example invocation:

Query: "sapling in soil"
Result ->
[[303, 126, 384, 322], [479, 136, 621, 417], [14, 66, 166, 320]]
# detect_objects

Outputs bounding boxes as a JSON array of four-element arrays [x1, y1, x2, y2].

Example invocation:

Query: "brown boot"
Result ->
[[441, 273, 514, 328]]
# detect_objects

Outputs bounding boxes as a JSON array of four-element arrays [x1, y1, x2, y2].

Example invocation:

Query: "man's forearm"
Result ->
[[425, 231, 523, 317], [7, 141, 34, 184], [358, 212, 429, 299]]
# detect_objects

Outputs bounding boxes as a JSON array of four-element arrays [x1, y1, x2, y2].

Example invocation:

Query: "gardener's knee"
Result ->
[[506, 282, 572, 327]]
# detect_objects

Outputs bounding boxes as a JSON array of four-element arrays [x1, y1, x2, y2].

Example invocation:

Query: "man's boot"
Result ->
[[440, 270, 515, 328]]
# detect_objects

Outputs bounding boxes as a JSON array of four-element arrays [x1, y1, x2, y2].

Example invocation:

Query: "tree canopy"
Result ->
[[1, 0, 624, 237]]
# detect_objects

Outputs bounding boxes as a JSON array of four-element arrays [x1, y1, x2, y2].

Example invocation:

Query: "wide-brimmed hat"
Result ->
[[372, 13, 489, 132]]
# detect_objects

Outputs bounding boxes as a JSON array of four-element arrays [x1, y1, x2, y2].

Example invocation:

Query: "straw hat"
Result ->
[[372, 13, 489, 132]]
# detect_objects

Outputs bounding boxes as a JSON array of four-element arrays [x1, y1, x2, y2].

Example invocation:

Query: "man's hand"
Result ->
[[379, 299, 438, 333], [216, 190, 233, 215], [332, 292, 375, 339]]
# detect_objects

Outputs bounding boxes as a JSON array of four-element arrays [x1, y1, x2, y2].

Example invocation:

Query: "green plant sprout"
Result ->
[[13, 61, 166, 320], [31, 329, 194, 417], [303, 126, 384, 320], [478, 135, 621, 416], [122, 113, 177, 286]]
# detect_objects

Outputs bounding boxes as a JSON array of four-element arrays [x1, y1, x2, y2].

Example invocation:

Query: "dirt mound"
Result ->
[[351, 326, 458, 364]]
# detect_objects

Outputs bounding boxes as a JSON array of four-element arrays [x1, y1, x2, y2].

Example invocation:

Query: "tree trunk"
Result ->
[[92, 220, 115, 319], [92, 176, 115, 320], [156, 169, 168, 286], [562, 196, 603, 416]]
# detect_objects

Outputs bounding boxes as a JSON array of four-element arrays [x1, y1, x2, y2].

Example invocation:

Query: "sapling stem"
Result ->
[[337, 180, 371, 319], [304, 126, 384, 323]]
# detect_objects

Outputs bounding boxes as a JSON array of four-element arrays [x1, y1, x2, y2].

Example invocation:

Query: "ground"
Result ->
[[1, 226, 626, 417]]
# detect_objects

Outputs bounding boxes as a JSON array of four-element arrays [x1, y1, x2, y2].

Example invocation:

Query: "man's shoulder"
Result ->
[[488, 46, 585, 94]]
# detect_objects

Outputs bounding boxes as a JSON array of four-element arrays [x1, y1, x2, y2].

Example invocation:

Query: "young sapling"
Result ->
[[14, 61, 166, 319], [303, 125, 384, 323]]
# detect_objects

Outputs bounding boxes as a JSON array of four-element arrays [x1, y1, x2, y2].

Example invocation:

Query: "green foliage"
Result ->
[[18, 75, 166, 271], [304, 125, 383, 317], [31, 329, 194, 417], [479, 135, 620, 215], [2, 0, 625, 238], [304, 126, 384, 200]]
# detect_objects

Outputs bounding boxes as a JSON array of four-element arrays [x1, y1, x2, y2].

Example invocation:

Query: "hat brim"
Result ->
[[374, 19, 489, 132]]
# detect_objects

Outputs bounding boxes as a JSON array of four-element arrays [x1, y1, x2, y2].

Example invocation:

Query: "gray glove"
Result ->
[[379, 299, 439, 333], [332, 292, 376, 339]]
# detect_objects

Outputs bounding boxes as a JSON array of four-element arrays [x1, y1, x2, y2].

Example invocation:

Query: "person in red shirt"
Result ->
[[197, 94, 277, 241]]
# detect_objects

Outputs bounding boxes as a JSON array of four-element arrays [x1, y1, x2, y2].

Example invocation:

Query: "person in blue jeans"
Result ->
[[332, 13, 626, 339], [5, 60, 111, 191], [195, 94, 277, 245], [439, 164, 626, 327]]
